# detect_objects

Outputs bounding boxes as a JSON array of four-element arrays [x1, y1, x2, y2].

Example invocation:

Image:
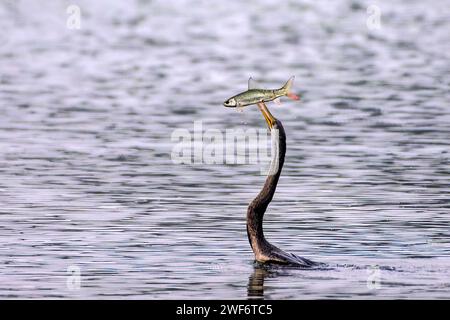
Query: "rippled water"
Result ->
[[0, 0, 449, 299]]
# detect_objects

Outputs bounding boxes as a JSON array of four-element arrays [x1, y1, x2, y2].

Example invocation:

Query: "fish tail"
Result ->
[[281, 76, 300, 100]]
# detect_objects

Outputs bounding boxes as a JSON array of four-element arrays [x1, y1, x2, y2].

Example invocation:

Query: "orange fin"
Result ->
[[287, 93, 300, 100]]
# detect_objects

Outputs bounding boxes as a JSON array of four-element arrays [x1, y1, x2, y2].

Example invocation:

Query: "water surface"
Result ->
[[0, 0, 449, 299]]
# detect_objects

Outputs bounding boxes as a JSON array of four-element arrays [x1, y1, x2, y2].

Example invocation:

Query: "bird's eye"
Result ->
[[226, 100, 230, 104]]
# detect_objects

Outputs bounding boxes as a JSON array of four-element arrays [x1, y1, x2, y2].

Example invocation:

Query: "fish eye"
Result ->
[[224, 98, 236, 107]]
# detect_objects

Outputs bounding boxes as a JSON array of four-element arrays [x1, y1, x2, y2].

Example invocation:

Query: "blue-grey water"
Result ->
[[0, 0, 449, 299]]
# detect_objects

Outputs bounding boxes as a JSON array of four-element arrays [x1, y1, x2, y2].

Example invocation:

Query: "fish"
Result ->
[[223, 76, 300, 108]]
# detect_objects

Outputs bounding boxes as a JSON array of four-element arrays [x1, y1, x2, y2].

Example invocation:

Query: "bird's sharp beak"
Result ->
[[257, 102, 276, 130]]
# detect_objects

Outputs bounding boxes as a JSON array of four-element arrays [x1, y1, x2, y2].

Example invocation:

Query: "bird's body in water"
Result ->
[[246, 102, 318, 267]]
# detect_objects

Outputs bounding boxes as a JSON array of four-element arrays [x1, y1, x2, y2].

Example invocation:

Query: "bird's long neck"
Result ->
[[246, 119, 286, 254]]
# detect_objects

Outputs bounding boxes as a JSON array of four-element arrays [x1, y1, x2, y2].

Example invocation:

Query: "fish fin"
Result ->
[[281, 76, 300, 100], [274, 97, 282, 105], [248, 77, 259, 90]]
